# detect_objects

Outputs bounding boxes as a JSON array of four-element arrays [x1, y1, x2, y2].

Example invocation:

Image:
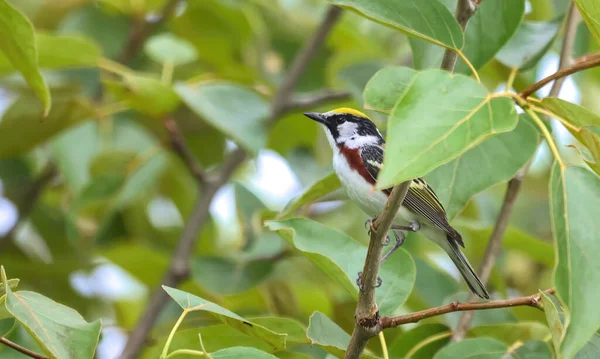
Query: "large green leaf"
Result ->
[[434, 338, 509, 359], [363, 66, 416, 113], [496, 18, 562, 70], [575, 0, 600, 45], [0, 33, 101, 73], [0, 89, 94, 158], [176, 82, 268, 153], [105, 73, 181, 117], [389, 323, 451, 359], [307, 312, 378, 359], [0, 0, 50, 115], [163, 286, 286, 350], [377, 70, 518, 187], [266, 218, 416, 314], [278, 173, 341, 218], [211, 347, 279, 359], [468, 322, 550, 345], [425, 117, 539, 220], [330, 0, 463, 50], [541, 291, 564, 354], [541, 98, 600, 175], [412, 258, 459, 308], [409, 0, 525, 72], [550, 165, 600, 359], [1, 268, 102, 359]]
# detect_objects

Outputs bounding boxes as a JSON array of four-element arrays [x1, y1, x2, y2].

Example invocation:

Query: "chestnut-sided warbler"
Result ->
[[304, 108, 489, 299]]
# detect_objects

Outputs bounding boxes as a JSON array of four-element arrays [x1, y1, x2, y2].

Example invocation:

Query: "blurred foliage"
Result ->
[[0, 0, 599, 358]]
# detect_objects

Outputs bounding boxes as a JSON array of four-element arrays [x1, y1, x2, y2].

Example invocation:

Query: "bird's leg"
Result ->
[[390, 221, 420, 233], [380, 231, 406, 264], [365, 217, 390, 245], [356, 271, 382, 292]]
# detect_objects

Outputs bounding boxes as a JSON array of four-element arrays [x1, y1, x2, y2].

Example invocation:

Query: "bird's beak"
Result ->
[[303, 112, 327, 125]]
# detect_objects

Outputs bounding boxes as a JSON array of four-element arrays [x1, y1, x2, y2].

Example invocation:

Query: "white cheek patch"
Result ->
[[337, 122, 359, 139]]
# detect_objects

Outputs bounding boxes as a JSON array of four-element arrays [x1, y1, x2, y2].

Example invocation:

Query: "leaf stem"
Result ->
[[506, 67, 518, 91], [456, 50, 481, 83], [530, 105, 581, 132], [165, 349, 206, 358], [378, 332, 389, 359], [161, 309, 189, 358], [524, 107, 565, 167]]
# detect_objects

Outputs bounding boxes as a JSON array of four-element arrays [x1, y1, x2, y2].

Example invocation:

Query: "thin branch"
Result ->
[[270, 6, 343, 120], [0, 337, 48, 359], [117, 0, 181, 64], [283, 90, 352, 112], [344, 1, 480, 357], [440, 0, 478, 70], [380, 289, 554, 328], [451, 3, 581, 341], [163, 116, 207, 184], [120, 6, 344, 358], [519, 52, 600, 99]]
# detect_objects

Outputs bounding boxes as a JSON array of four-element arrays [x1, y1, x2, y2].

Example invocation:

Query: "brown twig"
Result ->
[[380, 289, 554, 328], [440, 0, 478, 70], [120, 5, 344, 359], [344, 2, 480, 357], [0, 337, 48, 359], [519, 52, 600, 99], [451, 2, 581, 341], [163, 116, 207, 184]]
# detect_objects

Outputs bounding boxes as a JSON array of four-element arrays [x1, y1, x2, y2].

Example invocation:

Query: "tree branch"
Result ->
[[344, 1, 480, 357], [380, 289, 554, 328], [270, 6, 343, 120], [451, 2, 581, 341], [283, 90, 352, 113], [440, 0, 478, 70], [163, 116, 207, 185], [0, 337, 48, 359], [120, 6, 344, 358]]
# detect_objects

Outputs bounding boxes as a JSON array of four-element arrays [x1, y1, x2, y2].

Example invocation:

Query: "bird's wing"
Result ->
[[360, 145, 464, 247]]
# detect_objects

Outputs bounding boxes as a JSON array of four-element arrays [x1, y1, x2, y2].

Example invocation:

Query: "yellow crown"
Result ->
[[331, 107, 370, 119]]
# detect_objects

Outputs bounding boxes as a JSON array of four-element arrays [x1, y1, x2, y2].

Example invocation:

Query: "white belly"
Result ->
[[332, 153, 416, 226]]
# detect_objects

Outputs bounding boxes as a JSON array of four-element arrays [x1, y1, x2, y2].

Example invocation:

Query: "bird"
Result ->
[[303, 108, 490, 299]]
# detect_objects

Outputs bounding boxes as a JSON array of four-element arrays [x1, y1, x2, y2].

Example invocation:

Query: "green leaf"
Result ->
[[434, 337, 508, 359], [409, 0, 525, 72], [575, 0, 600, 45], [363, 66, 416, 113], [1, 267, 102, 359], [412, 258, 459, 308], [550, 165, 600, 359], [425, 117, 539, 220], [514, 341, 554, 358], [496, 18, 562, 70], [330, 0, 463, 50], [105, 73, 181, 117], [0, 279, 19, 296], [266, 218, 416, 314], [541, 97, 600, 174], [279, 173, 341, 218], [0, 0, 51, 115], [389, 323, 451, 359], [176, 82, 268, 153], [468, 322, 550, 345], [211, 347, 279, 359], [103, 244, 169, 286], [0, 33, 101, 73], [163, 286, 286, 350], [541, 291, 564, 354], [0, 318, 15, 337], [377, 70, 518, 187], [144, 33, 198, 66], [191, 256, 274, 295], [307, 312, 378, 359], [0, 89, 94, 158]]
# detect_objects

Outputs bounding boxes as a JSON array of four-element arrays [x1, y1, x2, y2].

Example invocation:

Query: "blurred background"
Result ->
[[0, 0, 598, 358]]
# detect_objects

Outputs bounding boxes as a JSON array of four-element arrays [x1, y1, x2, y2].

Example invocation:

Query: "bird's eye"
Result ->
[[336, 117, 346, 125]]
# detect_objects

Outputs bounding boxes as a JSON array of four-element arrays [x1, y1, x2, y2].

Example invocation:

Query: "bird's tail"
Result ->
[[444, 238, 490, 299]]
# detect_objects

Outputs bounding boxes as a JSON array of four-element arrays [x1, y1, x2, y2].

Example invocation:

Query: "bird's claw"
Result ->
[[383, 235, 391, 246], [364, 218, 377, 236], [356, 271, 382, 292]]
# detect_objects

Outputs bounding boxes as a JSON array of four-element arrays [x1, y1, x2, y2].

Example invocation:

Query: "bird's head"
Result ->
[[303, 108, 383, 149]]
